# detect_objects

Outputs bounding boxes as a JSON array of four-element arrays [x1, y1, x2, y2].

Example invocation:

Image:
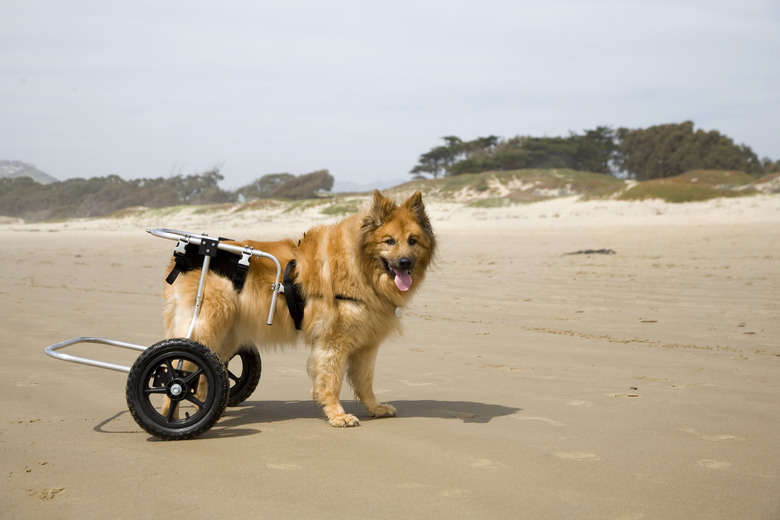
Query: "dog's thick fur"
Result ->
[[162, 190, 436, 427]]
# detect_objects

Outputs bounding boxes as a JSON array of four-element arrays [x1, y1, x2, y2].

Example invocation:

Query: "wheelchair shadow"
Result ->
[[95, 400, 522, 441], [93, 409, 267, 441]]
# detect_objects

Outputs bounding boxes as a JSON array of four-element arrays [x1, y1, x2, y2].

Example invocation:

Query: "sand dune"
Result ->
[[1, 195, 778, 519]]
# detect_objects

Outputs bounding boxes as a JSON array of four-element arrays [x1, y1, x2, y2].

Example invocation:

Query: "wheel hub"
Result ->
[[167, 379, 188, 401]]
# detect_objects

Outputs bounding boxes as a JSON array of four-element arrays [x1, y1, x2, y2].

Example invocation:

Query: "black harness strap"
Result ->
[[165, 241, 250, 293], [165, 248, 194, 285], [232, 249, 252, 292], [283, 260, 306, 331]]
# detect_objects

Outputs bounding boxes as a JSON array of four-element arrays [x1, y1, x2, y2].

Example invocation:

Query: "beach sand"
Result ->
[[1, 195, 779, 519]]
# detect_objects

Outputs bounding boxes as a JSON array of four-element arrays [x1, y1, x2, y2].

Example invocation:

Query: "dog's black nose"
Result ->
[[398, 257, 413, 270]]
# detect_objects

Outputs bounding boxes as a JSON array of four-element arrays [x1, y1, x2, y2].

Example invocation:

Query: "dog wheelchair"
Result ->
[[45, 228, 285, 440]]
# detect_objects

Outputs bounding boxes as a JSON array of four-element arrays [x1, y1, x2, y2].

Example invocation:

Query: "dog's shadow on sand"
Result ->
[[95, 400, 521, 440], [211, 399, 521, 439], [385, 400, 521, 423]]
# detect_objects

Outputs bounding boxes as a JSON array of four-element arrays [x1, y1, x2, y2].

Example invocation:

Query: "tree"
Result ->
[[441, 135, 463, 153], [237, 173, 295, 200], [571, 126, 616, 174], [175, 168, 233, 204], [615, 121, 761, 180], [270, 169, 334, 199], [0, 168, 237, 221], [465, 135, 500, 154], [761, 157, 780, 174], [0, 166, 338, 222], [410, 136, 475, 178], [420, 129, 617, 177], [410, 145, 451, 179], [518, 136, 577, 169]]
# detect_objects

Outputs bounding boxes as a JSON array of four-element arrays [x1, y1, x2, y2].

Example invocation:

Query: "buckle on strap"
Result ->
[[165, 238, 193, 285], [232, 247, 253, 292]]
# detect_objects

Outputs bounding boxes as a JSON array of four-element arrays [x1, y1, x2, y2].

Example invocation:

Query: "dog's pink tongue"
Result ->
[[394, 270, 412, 291]]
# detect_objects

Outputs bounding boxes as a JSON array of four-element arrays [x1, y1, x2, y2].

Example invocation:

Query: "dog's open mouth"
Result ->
[[383, 260, 413, 292]]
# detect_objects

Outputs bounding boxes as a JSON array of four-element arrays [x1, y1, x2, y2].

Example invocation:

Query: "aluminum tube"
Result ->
[[44, 336, 147, 373], [186, 255, 211, 340]]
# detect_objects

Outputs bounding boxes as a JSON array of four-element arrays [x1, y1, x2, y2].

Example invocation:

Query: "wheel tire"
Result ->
[[226, 344, 262, 407], [126, 338, 229, 441]]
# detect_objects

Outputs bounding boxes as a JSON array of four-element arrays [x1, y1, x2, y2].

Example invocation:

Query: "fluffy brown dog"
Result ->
[[162, 190, 436, 426]]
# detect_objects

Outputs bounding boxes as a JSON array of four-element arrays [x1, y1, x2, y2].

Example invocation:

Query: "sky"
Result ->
[[1, 0, 778, 190]]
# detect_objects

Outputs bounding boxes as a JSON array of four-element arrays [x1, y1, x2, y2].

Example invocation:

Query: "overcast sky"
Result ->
[[1, 0, 778, 189]]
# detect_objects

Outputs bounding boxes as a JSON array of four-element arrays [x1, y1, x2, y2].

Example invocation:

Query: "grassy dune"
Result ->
[[102, 169, 779, 222], [391, 169, 778, 205]]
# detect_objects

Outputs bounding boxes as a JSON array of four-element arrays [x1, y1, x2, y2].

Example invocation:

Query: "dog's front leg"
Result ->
[[309, 343, 360, 427], [347, 344, 396, 419]]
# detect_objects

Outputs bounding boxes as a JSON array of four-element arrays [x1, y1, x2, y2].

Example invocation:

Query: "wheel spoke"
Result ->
[[184, 391, 205, 409], [166, 401, 178, 422], [227, 369, 240, 384], [182, 367, 205, 385]]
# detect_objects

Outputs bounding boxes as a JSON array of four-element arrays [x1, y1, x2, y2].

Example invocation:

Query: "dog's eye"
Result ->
[[408, 237, 417, 246], [385, 238, 396, 246]]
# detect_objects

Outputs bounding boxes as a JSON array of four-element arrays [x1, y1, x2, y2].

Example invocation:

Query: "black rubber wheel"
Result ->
[[126, 338, 229, 441], [226, 344, 262, 407]]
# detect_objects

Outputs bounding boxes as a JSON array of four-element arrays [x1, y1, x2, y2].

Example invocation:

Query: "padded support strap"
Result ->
[[165, 241, 250, 293], [283, 260, 306, 331], [232, 250, 251, 293]]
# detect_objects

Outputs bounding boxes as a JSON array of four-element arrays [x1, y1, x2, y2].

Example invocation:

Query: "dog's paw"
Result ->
[[328, 413, 361, 427], [368, 403, 397, 418]]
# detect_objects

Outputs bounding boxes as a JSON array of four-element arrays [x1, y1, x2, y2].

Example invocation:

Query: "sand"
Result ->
[[1, 195, 779, 519]]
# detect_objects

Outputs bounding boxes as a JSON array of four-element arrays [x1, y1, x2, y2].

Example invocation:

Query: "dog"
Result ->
[[162, 190, 436, 426]]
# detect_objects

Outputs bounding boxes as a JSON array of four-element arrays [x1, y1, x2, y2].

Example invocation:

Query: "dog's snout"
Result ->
[[398, 257, 413, 270]]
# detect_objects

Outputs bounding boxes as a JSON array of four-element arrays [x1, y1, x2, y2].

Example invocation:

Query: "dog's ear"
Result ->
[[368, 189, 397, 227], [402, 191, 424, 213], [359, 190, 396, 248], [403, 191, 435, 239]]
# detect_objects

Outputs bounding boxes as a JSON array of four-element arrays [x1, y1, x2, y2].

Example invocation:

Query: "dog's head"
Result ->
[[359, 190, 436, 297]]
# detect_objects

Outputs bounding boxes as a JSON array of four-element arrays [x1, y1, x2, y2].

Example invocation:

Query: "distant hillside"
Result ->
[[332, 177, 407, 194], [0, 160, 59, 184], [384, 168, 779, 206], [2, 167, 778, 223]]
